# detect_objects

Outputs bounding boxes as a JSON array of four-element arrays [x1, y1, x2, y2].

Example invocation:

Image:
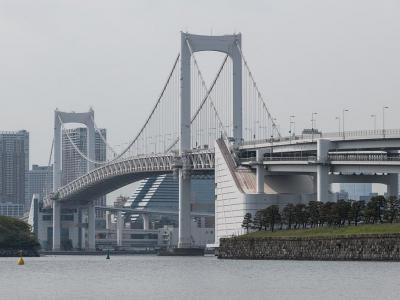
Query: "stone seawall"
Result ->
[[218, 234, 400, 261], [0, 249, 39, 257]]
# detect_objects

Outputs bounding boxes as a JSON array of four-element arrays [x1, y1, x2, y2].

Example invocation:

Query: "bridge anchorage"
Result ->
[[43, 31, 400, 253]]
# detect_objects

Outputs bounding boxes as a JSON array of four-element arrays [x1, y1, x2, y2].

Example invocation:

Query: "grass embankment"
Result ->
[[244, 223, 400, 238]]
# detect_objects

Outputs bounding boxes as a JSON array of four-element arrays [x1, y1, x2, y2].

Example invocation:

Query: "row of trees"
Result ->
[[241, 196, 400, 233]]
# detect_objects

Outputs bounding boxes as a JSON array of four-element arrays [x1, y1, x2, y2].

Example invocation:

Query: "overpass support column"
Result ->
[[142, 214, 150, 230], [387, 174, 399, 198], [256, 149, 266, 194], [317, 139, 331, 202], [116, 211, 123, 247], [87, 205, 96, 250], [52, 201, 61, 250], [178, 172, 192, 248]]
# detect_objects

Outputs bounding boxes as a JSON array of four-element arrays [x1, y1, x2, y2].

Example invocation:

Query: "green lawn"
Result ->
[[244, 223, 400, 238]]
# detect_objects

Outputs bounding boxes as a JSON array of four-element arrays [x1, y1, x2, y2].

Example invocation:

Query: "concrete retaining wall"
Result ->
[[218, 234, 400, 261]]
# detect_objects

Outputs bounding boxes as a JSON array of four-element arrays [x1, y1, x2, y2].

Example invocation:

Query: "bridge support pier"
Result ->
[[52, 201, 61, 250], [178, 171, 192, 248], [116, 211, 123, 247], [387, 173, 399, 197], [317, 139, 331, 202], [142, 214, 150, 230], [256, 149, 266, 193], [88, 205, 96, 251], [78, 208, 83, 249]]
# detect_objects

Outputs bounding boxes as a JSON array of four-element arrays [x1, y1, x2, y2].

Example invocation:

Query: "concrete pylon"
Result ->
[[387, 173, 399, 197], [256, 149, 266, 194], [52, 111, 62, 250], [142, 214, 150, 230], [52, 109, 96, 251], [179, 32, 243, 249], [116, 211, 123, 247], [88, 206, 96, 250], [52, 200, 61, 250], [317, 139, 331, 202]]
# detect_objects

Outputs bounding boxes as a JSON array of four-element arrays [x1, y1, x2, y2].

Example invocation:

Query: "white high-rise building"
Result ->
[[62, 128, 107, 221]]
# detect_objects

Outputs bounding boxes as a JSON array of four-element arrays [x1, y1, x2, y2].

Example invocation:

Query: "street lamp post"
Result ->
[[383, 106, 389, 138], [342, 108, 349, 139], [370, 114, 377, 132], [289, 115, 295, 143], [335, 116, 341, 135], [311, 112, 318, 141]]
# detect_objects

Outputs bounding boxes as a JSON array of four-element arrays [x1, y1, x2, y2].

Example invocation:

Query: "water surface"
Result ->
[[1, 255, 399, 299]]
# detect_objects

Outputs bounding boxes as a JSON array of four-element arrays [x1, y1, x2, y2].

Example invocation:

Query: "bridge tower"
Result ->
[[179, 33, 242, 248], [53, 109, 96, 251]]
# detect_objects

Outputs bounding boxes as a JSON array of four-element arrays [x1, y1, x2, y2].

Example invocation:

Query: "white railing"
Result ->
[[240, 128, 400, 147]]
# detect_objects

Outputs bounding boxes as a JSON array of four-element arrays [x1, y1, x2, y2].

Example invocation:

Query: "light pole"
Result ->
[[311, 112, 318, 141], [383, 106, 389, 138], [289, 115, 296, 142], [342, 108, 349, 139], [370, 114, 377, 131], [335, 116, 341, 135]]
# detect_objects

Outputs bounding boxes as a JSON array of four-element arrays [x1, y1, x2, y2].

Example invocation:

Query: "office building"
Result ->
[[25, 164, 53, 211], [0, 130, 29, 216]]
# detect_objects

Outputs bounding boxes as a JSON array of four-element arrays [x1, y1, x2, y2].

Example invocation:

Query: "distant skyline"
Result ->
[[1, 0, 400, 169]]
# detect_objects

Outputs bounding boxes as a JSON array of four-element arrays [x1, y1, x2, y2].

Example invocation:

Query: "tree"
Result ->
[[0, 216, 40, 250], [320, 202, 336, 226], [264, 205, 280, 232], [241, 213, 252, 234], [308, 201, 322, 227], [282, 203, 295, 229], [384, 196, 399, 223], [294, 204, 307, 229], [336, 200, 351, 226], [253, 210, 263, 231], [350, 200, 365, 226], [365, 196, 386, 223]]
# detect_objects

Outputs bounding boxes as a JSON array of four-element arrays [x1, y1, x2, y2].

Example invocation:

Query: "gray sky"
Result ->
[[1, 0, 400, 169]]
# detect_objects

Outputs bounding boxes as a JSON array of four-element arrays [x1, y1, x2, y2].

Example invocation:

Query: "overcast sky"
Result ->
[[1, 0, 400, 168]]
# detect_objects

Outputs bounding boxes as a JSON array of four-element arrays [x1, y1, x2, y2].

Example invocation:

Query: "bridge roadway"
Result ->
[[45, 132, 400, 207], [44, 150, 214, 207], [95, 206, 214, 217]]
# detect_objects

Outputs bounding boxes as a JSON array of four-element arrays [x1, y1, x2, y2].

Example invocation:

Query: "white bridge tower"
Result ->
[[179, 33, 242, 248]]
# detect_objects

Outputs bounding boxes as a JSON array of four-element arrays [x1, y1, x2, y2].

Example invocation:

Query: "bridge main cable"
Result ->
[[58, 54, 181, 165]]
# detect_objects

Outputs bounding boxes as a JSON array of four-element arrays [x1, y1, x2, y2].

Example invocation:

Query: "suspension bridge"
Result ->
[[42, 32, 400, 252]]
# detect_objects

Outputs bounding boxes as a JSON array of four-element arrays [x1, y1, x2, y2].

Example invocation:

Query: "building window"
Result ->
[[61, 215, 74, 221], [43, 215, 52, 221]]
